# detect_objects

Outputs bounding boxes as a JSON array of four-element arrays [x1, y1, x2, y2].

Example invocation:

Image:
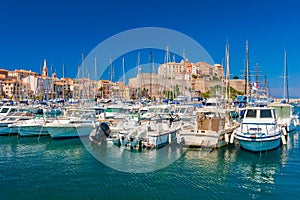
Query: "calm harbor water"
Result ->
[[1, 112, 300, 199]]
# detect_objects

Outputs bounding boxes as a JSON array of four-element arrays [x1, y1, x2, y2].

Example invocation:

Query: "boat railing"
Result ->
[[241, 122, 278, 135]]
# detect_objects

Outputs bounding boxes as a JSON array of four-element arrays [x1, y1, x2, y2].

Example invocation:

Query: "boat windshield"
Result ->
[[206, 103, 217, 107], [246, 109, 257, 118], [0, 108, 9, 113], [106, 108, 123, 113], [260, 109, 273, 118]]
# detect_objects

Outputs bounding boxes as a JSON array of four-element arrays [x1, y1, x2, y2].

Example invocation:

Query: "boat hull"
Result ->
[[237, 137, 281, 152], [18, 125, 49, 137], [178, 124, 235, 148], [235, 132, 282, 152], [0, 125, 13, 135], [146, 130, 177, 148], [46, 124, 95, 139]]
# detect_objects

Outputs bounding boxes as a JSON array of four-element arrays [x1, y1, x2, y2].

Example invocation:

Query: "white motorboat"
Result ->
[[44, 108, 97, 139], [0, 112, 34, 135], [234, 106, 283, 152]]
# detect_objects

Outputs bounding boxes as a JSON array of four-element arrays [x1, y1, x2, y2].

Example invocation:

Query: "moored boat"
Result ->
[[0, 111, 34, 135], [12, 118, 50, 137], [44, 108, 97, 139], [177, 107, 238, 149], [269, 102, 298, 132], [234, 106, 282, 152]]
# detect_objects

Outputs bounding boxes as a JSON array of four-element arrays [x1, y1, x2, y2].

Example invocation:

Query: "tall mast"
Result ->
[[172, 54, 176, 98], [182, 51, 186, 97], [255, 63, 259, 87], [149, 51, 153, 99], [94, 57, 97, 80], [264, 72, 267, 96], [283, 49, 289, 102], [81, 52, 85, 100], [122, 57, 125, 85], [122, 57, 125, 100], [244, 40, 249, 95], [81, 52, 85, 79], [77, 64, 80, 99], [137, 52, 141, 100], [94, 57, 97, 100], [110, 57, 113, 83], [62, 64, 65, 100], [225, 41, 230, 100], [109, 57, 113, 100], [164, 46, 169, 98]]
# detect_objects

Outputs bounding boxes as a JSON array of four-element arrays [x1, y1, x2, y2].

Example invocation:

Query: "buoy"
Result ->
[[230, 132, 235, 144], [282, 126, 287, 136], [225, 133, 229, 143], [281, 135, 287, 145]]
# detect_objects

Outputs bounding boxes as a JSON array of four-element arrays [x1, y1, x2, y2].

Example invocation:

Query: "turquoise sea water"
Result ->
[[1, 110, 300, 199]]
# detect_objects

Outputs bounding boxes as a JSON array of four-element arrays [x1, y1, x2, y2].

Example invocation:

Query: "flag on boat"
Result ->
[[251, 82, 258, 90]]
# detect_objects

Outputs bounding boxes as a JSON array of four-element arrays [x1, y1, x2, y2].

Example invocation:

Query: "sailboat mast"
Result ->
[[81, 52, 85, 100], [149, 51, 153, 99], [172, 54, 176, 98], [122, 57, 125, 100], [109, 57, 114, 100], [137, 52, 141, 100], [94, 57, 97, 100], [244, 40, 249, 95], [62, 64, 65, 100], [182, 51, 186, 97], [264, 72, 267, 96], [165, 46, 169, 99], [225, 41, 230, 100], [283, 50, 289, 102], [122, 57, 125, 85]]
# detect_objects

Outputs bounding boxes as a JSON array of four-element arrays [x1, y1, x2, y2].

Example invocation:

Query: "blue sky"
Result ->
[[0, 0, 299, 97]]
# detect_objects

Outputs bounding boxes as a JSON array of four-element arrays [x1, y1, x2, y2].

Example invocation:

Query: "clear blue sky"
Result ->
[[0, 0, 299, 98]]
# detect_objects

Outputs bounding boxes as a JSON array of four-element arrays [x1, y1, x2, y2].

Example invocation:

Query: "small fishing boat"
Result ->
[[115, 114, 181, 149], [234, 106, 283, 152], [177, 107, 237, 149]]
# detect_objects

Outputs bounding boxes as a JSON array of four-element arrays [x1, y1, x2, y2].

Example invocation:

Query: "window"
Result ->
[[260, 109, 272, 118], [246, 109, 256, 118], [0, 108, 9, 113]]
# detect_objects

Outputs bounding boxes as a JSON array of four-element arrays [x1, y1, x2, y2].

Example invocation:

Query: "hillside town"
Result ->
[[0, 59, 246, 102]]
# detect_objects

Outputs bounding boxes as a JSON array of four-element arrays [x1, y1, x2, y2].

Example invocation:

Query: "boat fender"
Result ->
[[230, 132, 235, 144], [281, 135, 287, 145], [282, 126, 287, 136], [225, 133, 229, 143]]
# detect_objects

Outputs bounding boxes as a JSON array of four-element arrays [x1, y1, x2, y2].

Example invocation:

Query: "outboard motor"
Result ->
[[90, 122, 110, 145]]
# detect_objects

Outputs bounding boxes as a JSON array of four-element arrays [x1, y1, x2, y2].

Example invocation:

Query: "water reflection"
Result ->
[[0, 136, 50, 158], [83, 137, 184, 173], [287, 131, 299, 149], [179, 142, 289, 198]]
